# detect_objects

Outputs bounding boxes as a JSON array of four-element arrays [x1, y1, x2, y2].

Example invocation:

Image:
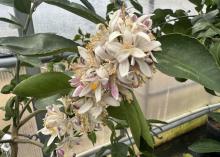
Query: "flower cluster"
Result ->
[[40, 9, 161, 157], [69, 9, 161, 129]]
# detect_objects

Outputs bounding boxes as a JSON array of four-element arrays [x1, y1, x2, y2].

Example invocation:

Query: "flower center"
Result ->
[[123, 42, 133, 49], [90, 81, 99, 90]]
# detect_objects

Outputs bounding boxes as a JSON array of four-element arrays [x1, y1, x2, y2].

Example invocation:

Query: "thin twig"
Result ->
[[18, 109, 46, 129], [14, 139, 44, 148], [19, 98, 34, 119]]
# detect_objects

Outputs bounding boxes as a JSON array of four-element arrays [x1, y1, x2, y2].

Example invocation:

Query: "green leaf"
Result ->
[[175, 77, 187, 83], [204, 87, 219, 96], [35, 94, 62, 109], [0, 17, 22, 27], [208, 112, 220, 123], [210, 41, 220, 66], [155, 33, 220, 93], [111, 143, 129, 157], [18, 55, 42, 67], [129, 0, 143, 13], [44, 0, 105, 24], [80, 0, 95, 12], [0, 33, 78, 56], [189, 139, 220, 153], [1, 84, 14, 94], [95, 145, 111, 157], [14, 0, 31, 14], [10, 74, 30, 86], [0, 0, 14, 7], [2, 125, 11, 133], [4, 97, 15, 121], [152, 9, 173, 27], [13, 72, 72, 98], [88, 131, 96, 146]]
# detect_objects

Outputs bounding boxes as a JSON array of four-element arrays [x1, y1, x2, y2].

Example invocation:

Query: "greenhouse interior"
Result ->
[[1, 0, 220, 157]]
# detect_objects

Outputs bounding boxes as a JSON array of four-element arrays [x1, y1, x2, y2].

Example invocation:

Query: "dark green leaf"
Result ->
[[80, 0, 95, 12], [95, 145, 111, 157], [4, 97, 15, 121], [188, 0, 203, 12], [0, 17, 22, 27], [88, 131, 96, 146], [152, 9, 173, 27], [210, 41, 220, 66], [44, 0, 105, 24], [2, 125, 11, 133], [107, 106, 126, 120], [13, 72, 72, 98], [208, 112, 220, 123], [18, 55, 42, 67], [204, 87, 219, 96], [0, 0, 14, 6], [35, 94, 62, 109], [189, 139, 220, 153], [0, 33, 78, 56], [129, 0, 143, 13], [1, 84, 14, 94], [175, 77, 187, 82], [155, 34, 220, 93], [111, 143, 129, 157], [148, 119, 168, 125], [14, 0, 31, 14]]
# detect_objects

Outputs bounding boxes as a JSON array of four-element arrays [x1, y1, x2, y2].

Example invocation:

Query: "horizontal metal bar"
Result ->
[[77, 103, 220, 157]]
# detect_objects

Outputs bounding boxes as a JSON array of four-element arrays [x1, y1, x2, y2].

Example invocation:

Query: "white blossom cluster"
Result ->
[[40, 9, 161, 157]]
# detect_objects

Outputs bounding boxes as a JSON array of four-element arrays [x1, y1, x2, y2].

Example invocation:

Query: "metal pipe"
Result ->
[[77, 103, 220, 157]]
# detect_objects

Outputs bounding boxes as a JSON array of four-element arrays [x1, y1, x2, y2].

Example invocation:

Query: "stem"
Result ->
[[18, 109, 46, 129], [19, 98, 34, 119], [124, 129, 136, 155], [22, 4, 36, 35], [14, 139, 44, 148]]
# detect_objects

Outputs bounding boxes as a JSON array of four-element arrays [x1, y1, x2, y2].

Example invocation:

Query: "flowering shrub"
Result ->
[[1, 0, 220, 157]]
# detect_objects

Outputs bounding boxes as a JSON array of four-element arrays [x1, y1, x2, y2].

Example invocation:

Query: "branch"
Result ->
[[14, 139, 44, 148], [19, 98, 34, 119], [0, 139, 13, 144], [18, 109, 46, 129]]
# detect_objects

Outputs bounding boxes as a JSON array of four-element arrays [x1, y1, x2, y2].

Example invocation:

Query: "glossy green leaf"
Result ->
[[88, 131, 96, 146], [0, 17, 22, 27], [18, 55, 42, 67], [129, 0, 143, 13], [1, 84, 14, 94], [44, 0, 105, 24], [80, 0, 95, 12], [189, 139, 220, 153], [155, 34, 220, 93], [14, 0, 31, 14], [13, 72, 72, 98], [0, 33, 78, 56], [2, 125, 11, 133], [111, 143, 129, 157]]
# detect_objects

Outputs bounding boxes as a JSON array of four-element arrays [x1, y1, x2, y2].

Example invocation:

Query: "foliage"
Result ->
[[0, 0, 220, 157]]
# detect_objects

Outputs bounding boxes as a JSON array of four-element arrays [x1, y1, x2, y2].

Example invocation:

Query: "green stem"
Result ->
[[18, 109, 46, 129], [19, 98, 34, 119], [124, 129, 136, 155]]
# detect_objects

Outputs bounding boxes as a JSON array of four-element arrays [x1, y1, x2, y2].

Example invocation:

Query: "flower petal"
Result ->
[[47, 133, 57, 146], [123, 28, 133, 45], [110, 79, 119, 100], [131, 48, 146, 58], [117, 52, 130, 62], [72, 84, 84, 97], [79, 84, 92, 97], [119, 59, 130, 77], [95, 84, 102, 102], [78, 99, 93, 114], [136, 59, 152, 77], [103, 96, 120, 107], [109, 31, 122, 42], [96, 66, 109, 79], [90, 106, 102, 119], [78, 46, 89, 61], [94, 46, 112, 60]]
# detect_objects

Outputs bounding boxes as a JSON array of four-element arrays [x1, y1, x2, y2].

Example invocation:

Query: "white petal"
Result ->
[[103, 96, 120, 107], [106, 42, 122, 56], [136, 59, 152, 77], [79, 84, 92, 97], [144, 41, 161, 52], [131, 57, 135, 66], [123, 28, 133, 45], [78, 46, 89, 61], [119, 59, 130, 77], [47, 133, 57, 146], [109, 31, 122, 42], [78, 99, 93, 114], [94, 46, 112, 60], [95, 84, 102, 102], [117, 52, 130, 62], [96, 66, 109, 79], [131, 48, 146, 58], [91, 106, 102, 119], [150, 52, 158, 63]]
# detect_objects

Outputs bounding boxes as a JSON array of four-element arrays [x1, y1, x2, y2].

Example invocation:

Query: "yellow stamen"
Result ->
[[90, 82, 99, 90]]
